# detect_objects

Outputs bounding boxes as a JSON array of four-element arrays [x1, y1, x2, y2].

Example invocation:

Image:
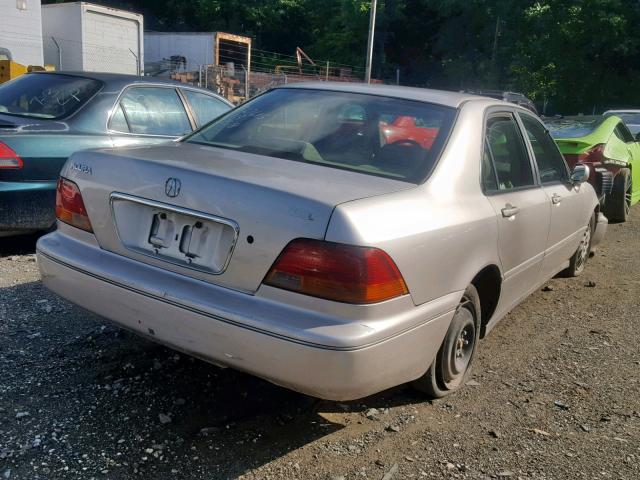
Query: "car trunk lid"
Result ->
[[64, 142, 414, 293]]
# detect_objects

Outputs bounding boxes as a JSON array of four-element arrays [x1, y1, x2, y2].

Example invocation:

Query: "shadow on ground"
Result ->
[[0, 279, 421, 479], [0, 232, 42, 257]]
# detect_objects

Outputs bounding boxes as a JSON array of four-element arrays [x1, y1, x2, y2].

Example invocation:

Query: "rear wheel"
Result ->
[[566, 214, 594, 277], [412, 284, 481, 398], [605, 168, 631, 222]]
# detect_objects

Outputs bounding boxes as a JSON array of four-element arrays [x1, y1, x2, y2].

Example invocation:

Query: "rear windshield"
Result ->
[[0, 73, 102, 119], [606, 112, 640, 125], [186, 88, 456, 183], [546, 116, 606, 139]]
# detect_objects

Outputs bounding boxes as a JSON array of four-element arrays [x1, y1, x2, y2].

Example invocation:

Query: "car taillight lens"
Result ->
[[0, 142, 23, 169], [55, 177, 93, 232], [577, 143, 605, 163], [564, 144, 605, 169], [264, 239, 409, 304]]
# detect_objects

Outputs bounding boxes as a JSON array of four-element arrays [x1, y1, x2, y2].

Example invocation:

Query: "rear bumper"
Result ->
[[592, 211, 608, 249], [0, 181, 56, 232], [36, 230, 456, 400]]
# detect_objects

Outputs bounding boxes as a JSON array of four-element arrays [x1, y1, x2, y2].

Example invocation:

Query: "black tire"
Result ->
[[604, 168, 631, 223], [412, 284, 481, 398], [566, 214, 594, 277]]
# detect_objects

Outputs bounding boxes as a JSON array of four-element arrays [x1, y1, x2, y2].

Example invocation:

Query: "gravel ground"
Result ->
[[1, 209, 639, 480]]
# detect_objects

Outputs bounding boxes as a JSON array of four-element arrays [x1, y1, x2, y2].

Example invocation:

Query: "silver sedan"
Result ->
[[36, 83, 607, 400]]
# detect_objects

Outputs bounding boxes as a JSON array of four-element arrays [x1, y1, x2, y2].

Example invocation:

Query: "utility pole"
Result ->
[[365, 0, 377, 84]]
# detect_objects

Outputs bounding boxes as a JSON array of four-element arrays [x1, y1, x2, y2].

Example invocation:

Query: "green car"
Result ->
[[0, 72, 232, 237], [546, 115, 640, 222]]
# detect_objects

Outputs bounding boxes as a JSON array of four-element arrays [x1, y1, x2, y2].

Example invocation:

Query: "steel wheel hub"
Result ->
[[576, 226, 591, 270], [442, 306, 476, 388]]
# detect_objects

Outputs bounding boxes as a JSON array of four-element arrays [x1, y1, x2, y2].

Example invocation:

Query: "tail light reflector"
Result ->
[[0, 142, 23, 169], [564, 144, 605, 169], [55, 177, 93, 232], [577, 143, 605, 163], [264, 239, 409, 304]]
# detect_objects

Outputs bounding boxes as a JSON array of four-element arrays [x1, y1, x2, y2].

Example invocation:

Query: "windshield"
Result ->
[[186, 88, 457, 183], [0, 74, 102, 119], [545, 116, 606, 139]]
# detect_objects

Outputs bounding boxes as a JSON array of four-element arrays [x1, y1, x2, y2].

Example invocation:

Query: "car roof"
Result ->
[[274, 82, 486, 108], [27, 71, 222, 97], [604, 109, 640, 114]]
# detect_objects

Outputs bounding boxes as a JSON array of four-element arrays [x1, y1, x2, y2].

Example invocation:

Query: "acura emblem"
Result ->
[[165, 177, 181, 198]]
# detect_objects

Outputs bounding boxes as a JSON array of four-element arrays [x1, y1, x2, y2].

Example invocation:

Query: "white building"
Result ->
[[144, 32, 251, 77], [145, 32, 215, 75], [0, 0, 44, 66], [42, 2, 144, 75]]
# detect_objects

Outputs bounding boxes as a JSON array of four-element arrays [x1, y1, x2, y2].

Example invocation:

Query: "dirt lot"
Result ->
[[1, 209, 639, 480]]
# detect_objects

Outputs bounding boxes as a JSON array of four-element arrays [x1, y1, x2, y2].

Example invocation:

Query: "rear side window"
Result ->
[[484, 115, 535, 191], [182, 90, 230, 127], [520, 113, 569, 184], [186, 88, 457, 183], [0, 73, 101, 119], [482, 140, 499, 192], [116, 87, 191, 136], [109, 104, 129, 132], [613, 122, 635, 143]]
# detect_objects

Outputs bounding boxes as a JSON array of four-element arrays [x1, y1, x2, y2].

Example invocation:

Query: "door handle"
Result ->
[[501, 204, 519, 218], [551, 194, 562, 205]]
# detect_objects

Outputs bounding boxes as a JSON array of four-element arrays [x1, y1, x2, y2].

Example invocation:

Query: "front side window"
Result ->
[[0, 73, 102, 119], [520, 113, 569, 184], [116, 87, 191, 136], [182, 90, 230, 127], [485, 114, 535, 191]]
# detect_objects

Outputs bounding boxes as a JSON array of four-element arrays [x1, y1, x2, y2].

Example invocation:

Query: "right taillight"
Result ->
[[0, 141, 23, 169], [263, 239, 409, 304], [55, 177, 93, 232], [564, 144, 605, 169], [577, 143, 605, 163]]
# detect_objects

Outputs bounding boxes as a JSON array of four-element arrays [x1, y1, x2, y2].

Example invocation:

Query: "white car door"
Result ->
[[482, 112, 551, 312]]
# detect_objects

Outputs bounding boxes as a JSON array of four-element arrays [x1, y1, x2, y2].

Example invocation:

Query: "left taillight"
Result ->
[[0, 141, 23, 169], [55, 177, 93, 232]]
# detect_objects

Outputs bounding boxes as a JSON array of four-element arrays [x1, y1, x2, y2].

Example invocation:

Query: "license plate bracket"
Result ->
[[110, 193, 239, 275]]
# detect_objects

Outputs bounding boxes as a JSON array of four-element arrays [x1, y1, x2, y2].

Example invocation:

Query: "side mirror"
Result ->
[[635, 132, 640, 142], [570, 163, 590, 184]]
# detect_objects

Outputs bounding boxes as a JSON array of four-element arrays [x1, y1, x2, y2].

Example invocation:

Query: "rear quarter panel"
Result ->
[[0, 134, 113, 181], [326, 101, 501, 306]]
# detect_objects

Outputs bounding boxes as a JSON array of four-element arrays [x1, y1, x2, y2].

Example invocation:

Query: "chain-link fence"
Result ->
[[169, 64, 370, 105]]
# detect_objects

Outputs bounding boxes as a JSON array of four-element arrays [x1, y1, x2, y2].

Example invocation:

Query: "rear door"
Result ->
[[518, 112, 583, 279], [482, 112, 550, 307], [109, 85, 194, 148]]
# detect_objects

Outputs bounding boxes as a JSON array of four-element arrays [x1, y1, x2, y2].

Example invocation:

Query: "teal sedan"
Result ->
[[0, 71, 232, 236]]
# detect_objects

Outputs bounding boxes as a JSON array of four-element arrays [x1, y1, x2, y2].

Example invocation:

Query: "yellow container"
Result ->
[[0, 60, 28, 84]]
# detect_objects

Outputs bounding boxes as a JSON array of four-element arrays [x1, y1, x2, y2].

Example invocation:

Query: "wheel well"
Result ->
[[471, 265, 502, 338]]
